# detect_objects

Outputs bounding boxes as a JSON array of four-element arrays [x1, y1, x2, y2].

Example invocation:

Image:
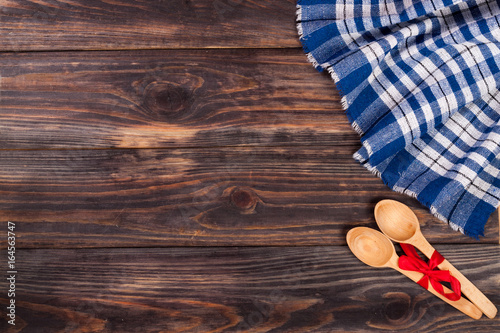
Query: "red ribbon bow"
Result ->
[[398, 243, 461, 301]]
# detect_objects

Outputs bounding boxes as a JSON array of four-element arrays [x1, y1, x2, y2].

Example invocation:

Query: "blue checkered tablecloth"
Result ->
[[297, 0, 500, 238]]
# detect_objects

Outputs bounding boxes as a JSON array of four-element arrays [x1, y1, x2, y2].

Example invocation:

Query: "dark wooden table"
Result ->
[[0, 1, 498, 332]]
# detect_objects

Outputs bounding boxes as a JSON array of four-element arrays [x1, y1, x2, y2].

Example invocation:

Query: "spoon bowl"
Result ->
[[346, 227, 394, 267], [374, 199, 419, 242]]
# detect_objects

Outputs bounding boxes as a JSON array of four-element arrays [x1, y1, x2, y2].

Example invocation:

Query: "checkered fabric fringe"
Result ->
[[297, 0, 500, 238]]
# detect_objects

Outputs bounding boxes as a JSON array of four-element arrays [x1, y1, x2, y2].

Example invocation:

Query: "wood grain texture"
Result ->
[[0, 0, 299, 51], [0, 147, 497, 248], [0, 48, 350, 149], [1, 1, 498, 331], [0, 245, 498, 332]]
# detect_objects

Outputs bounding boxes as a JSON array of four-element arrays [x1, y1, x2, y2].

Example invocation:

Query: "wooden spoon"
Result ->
[[347, 227, 482, 319], [374, 199, 497, 319]]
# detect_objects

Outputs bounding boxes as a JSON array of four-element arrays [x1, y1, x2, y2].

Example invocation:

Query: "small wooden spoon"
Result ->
[[347, 227, 482, 319], [374, 199, 497, 319]]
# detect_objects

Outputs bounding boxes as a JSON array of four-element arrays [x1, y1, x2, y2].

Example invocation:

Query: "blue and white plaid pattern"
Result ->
[[297, 0, 500, 238]]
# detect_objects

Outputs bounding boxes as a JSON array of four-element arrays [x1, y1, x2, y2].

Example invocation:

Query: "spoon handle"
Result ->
[[413, 237, 497, 319], [392, 263, 483, 319]]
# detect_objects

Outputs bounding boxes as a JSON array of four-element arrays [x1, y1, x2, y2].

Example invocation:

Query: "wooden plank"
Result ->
[[0, 147, 497, 248], [0, 48, 350, 149], [0, 0, 300, 51], [0, 245, 498, 332]]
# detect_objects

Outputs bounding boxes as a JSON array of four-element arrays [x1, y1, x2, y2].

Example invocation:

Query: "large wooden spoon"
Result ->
[[347, 227, 482, 319], [374, 199, 497, 319]]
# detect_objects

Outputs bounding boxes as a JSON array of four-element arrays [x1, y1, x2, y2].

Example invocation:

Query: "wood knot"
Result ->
[[382, 292, 412, 324], [230, 188, 258, 213], [142, 82, 192, 120]]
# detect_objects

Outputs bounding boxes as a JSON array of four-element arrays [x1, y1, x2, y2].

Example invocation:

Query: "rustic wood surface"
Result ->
[[0, 147, 498, 248], [0, 245, 499, 332], [0, 49, 349, 149], [0, 0, 498, 331], [0, 0, 299, 51]]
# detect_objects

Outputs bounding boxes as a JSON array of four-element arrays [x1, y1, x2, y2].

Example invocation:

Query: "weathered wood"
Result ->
[[0, 48, 350, 149], [0, 245, 498, 332], [0, 147, 497, 248], [0, 1, 496, 331], [0, 0, 299, 51]]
